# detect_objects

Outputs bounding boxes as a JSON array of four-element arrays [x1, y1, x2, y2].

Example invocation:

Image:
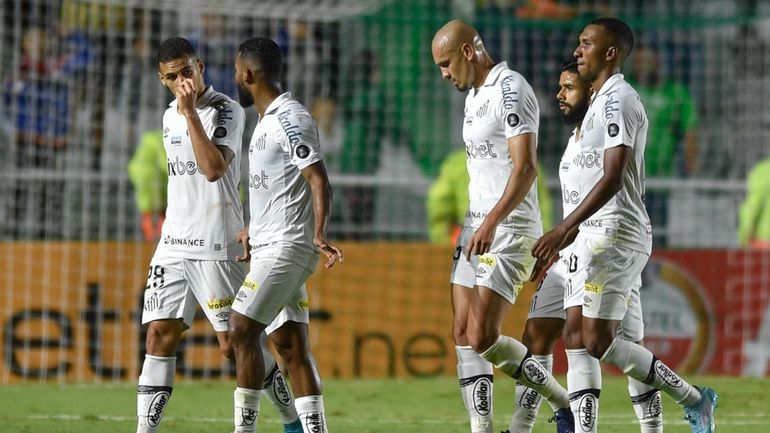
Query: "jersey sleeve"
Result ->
[[277, 109, 323, 170], [498, 75, 538, 139], [602, 91, 643, 150], [209, 99, 245, 153]]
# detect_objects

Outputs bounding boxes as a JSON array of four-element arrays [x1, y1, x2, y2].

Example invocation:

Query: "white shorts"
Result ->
[[141, 251, 246, 332], [232, 242, 318, 328], [450, 226, 537, 304], [575, 233, 649, 321]]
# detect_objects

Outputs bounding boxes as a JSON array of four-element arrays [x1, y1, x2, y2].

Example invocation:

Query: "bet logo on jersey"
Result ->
[[608, 123, 619, 137], [506, 113, 520, 127], [295, 144, 310, 159]]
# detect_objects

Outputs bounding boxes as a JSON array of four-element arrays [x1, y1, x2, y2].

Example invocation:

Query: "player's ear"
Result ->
[[461, 42, 474, 60], [197, 59, 205, 75], [606, 46, 618, 61]]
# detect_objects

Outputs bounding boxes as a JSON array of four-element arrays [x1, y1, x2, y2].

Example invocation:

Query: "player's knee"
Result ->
[[219, 340, 234, 359], [583, 334, 613, 358], [145, 323, 181, 356], [467, 326, 496, 353], [562, 326, 583, 350]]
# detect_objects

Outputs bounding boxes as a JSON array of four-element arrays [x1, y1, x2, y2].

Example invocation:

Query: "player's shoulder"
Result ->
[[207, 92, 244, 118], [274, 97, 315, 127]]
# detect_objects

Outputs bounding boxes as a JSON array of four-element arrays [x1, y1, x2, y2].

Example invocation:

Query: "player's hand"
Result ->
[[314, 235, 344, 268], [531, 224, 570, 264], [528, 254, 558, 282], [176, 78, 197, 117], [235, 228, 251, 262], [466, 221, 496, 261]]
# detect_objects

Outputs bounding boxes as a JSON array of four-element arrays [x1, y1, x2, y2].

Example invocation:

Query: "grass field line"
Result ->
[[12, 413, 770, 426]]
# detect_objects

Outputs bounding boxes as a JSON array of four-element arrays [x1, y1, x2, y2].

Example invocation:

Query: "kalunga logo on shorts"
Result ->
[[146, 391, 170, 427], [473, 377, 491, 416]]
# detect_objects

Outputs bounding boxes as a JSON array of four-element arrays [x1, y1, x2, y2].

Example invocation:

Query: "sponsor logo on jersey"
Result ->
[[215, 311, 229, 322], [207, 296, 234, 310], [213, 126, 227, 138], [214, 100, 234, 126], [472, 377, 491, 416], [608, 123, 619, 137], [249, 170, 269, 189], [252, 133, 267, 153], [147, 391, 170, 427], [500, 75, 518, 109], [298, 299, 310, 310], [295, 144, 310, 159], [581, 219, 603, 228], [572, 150, 602, 169], [277, 109, 302, 144], [603, 90, 620, 119], [506, 112, 520, 127], [170, 136, 182, 146], [465, 140, 498, 159], [464, 116, 473, 126], [163, 127, 170, 137], [167, 157, 204, 176], [562, 186, 580, 204], [163, 235, 205, 247], [584, 283, 601, 294]]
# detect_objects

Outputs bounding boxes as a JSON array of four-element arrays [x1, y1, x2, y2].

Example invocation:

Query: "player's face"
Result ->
[[158, 56, 205, 97], [574, 24, 608, 82], [432, 43, 473, 92], [556, 70, 590, 125], [234, 53, 254, 108]]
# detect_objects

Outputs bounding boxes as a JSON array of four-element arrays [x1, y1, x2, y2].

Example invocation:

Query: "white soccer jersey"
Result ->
[[157, 86, 245, 261], [247, 92, 322, 248], [462, 62, 542, 238], [576, 74, 651, 254], [559, 130, 583, 219]]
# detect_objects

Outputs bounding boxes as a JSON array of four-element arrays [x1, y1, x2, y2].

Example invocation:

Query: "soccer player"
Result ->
[[507, 56, 663, 433], [137, 37, 303, 433], [531, 18, 718, 433], [230, 37, 343, 433], [431, 19, 573, 433]]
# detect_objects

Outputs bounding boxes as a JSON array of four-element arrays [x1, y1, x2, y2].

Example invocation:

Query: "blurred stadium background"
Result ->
[[1, 0, 770, 407]]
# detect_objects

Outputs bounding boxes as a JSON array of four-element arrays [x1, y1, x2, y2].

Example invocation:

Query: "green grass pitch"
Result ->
[[1, 376, 768, 433]]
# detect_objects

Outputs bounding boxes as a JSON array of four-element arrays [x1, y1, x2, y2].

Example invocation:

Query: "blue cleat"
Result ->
[[283, 418, 303, 433], [683, 387, 719, 433], [548, 407, 575, 433]]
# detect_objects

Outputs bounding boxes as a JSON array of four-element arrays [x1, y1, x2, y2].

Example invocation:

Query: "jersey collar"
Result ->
[[264, 92, 293, 115], [596, 73, 625, 96], [482, 62, 509, 87]]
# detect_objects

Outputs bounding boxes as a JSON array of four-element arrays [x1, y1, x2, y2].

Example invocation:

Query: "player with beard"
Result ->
[[505, 56, 663, 433], [532, 18, 718, 433], [230, 36, 343, 433]]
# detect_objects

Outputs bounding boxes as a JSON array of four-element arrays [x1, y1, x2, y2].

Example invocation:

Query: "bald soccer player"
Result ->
[[431, 19, 574, 433]]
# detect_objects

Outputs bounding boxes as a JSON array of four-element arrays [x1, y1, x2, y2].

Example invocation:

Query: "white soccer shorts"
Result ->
[[574, 232, 649, 321], [141, 251, 246, 332], [450, 226, 537, 304], [232, 242, 318, 328]]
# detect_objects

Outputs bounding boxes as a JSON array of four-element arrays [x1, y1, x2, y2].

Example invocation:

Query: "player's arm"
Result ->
[[466, 133, 537, 259], [301, 161, 344, 268], [176, 78, 234, 182], [532, 145, 629, 262]]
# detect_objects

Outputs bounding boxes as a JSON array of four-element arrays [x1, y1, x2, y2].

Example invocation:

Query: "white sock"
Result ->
[[234, 387, 261, 433], [601, 338, 700, 406], [295, 395, 329, 433], [456, 346, 494, 433], [508, 354, 552, 433], [628, 376, 663, 433], [479, 336, 569, 412], [567, 349, 601, 433], [262, 363, 299, 425], [136, 355, 175, 433]]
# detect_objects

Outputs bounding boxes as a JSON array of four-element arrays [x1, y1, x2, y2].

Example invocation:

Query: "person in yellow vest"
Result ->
[[427, 148, 553, 245], [739, 157, 770, 248], [127, 129, 167, 241]]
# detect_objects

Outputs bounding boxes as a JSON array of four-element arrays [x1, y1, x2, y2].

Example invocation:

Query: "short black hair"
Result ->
[[561, 55, 578, 73], [238, 37, 283, 84], [156, 37, 197, 64], [588, 17, 634, 57]]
